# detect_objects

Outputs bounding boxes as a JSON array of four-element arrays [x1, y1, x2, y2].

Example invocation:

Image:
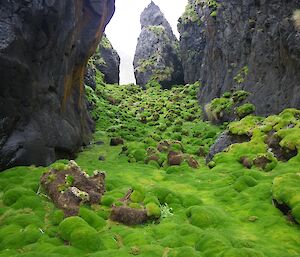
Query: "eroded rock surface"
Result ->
[[0, 0, 115, 171], [179, 0, 300, 115], [134, 1, 184, 88]]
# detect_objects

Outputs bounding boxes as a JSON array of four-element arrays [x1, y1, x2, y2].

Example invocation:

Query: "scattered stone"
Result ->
[[98, 156, 105, 161], [145, 155, 160, 164], [40, 161, 105, 217], [248, 216, 258, 222], [94, 141, 104, 145], [168, 151, 184, 166], [157, 140, 183, 153], [187, 156, 199, 169], [110, 138, 124, 146], [110, 206, 148, 226], [240, 156, 253, 169], [253, 156, 271, 170]]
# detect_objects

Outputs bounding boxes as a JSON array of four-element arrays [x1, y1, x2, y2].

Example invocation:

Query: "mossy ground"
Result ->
[[1, 81, 300, 256]]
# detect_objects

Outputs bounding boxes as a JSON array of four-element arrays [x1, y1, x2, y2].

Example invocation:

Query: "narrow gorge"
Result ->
[[0, 1, 300, 257]]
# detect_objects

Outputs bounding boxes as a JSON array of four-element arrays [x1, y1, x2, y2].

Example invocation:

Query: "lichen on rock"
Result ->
[[134, 1, 184, 88]]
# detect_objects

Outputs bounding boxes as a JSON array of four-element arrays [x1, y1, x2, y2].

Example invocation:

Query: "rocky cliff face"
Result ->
[[0, 0, 115, 171], [84, 34, 120, 89], [179, 0, 300, 116], [134, 1, 184, 88]]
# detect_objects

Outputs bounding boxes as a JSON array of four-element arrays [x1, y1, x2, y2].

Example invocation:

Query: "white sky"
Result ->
[[105, 0, 188, 84]]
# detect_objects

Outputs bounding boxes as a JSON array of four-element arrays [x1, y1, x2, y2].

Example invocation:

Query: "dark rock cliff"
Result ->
[[134, 1, 184, 88], [179, 0, 300, 116], [84, 34, 120, 89], [0, 0, 115, 171]]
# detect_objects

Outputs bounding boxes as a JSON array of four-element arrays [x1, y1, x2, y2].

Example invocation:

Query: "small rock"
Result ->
[[253, 156, 270, 170], [248, 216, 258, 222], [110, 137, 124, 146], [240, 156, 253, 169], [168, 151, 184, 166], [98, 156, 105, 161], [187, 156, 199, 168]]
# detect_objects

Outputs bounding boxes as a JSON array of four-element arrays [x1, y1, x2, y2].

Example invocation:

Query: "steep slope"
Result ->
[[0, 0, 115, 171], [178, 0, 300, 116], [85, 34, 120, 89], [134, 1, 184, 88]]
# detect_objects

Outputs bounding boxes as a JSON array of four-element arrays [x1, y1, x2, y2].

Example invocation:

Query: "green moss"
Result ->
[[186, 205, 228, 228], [101, 196, 115, 207], [146, 203, 161, 218], [3, 187, 35, 206], [70, 227, 102, 251], [58, 216, 89, 241], [195, 231, 231, 254], [234, 66, 249, 84], [79, 207, 106, 230], [130, 190, 145, 203], [50, 210, 65, 225], [0, 224, 42, 250], [132, 149, 147, 162], [236, 103, 256, 118], [148, 25, 165, 36], [100, 35, 112, 49], [179, 2, 201, 26], [233, 175, 258, 192], [219, 248, 265, 257], [182, 194, 203, 207]]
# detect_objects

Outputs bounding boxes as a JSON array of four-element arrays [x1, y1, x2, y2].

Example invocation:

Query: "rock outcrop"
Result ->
[[134, 1, 184, 88], [0, 0, 115, 171], [84, 34, 120, 88], [178, 0, 300, 116]]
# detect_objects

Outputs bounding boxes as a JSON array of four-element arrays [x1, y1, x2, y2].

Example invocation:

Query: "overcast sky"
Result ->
[[105, 0, 188, 84]]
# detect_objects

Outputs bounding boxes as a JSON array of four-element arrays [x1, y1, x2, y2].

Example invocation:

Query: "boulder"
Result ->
[[40, 161, 106, 216]]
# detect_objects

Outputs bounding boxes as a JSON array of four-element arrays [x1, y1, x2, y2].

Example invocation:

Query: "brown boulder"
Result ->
[[187, 156, 199, 169], [110, 206, 148, 226], [40, 161, 105, 216], [168, 151, 184, 166], [110, 137, 124, 146]]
